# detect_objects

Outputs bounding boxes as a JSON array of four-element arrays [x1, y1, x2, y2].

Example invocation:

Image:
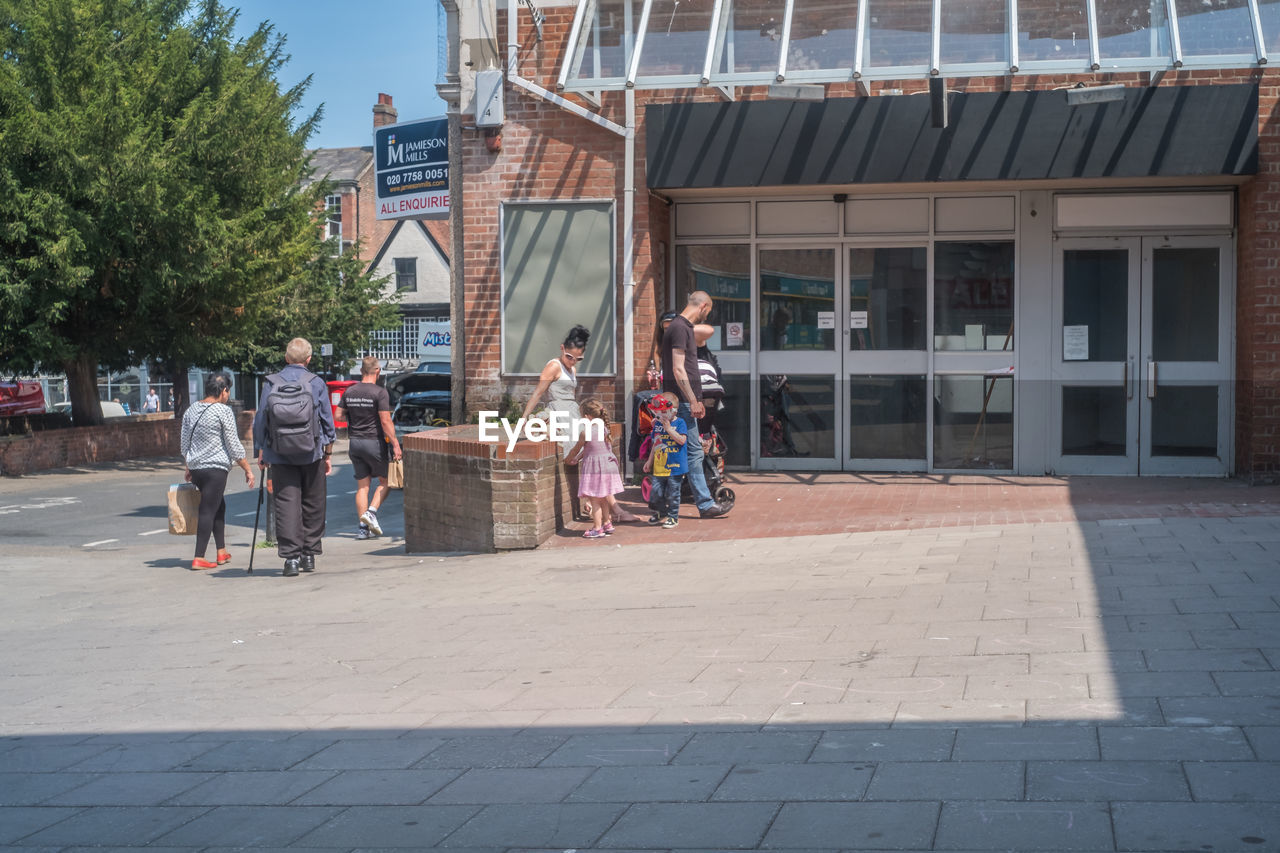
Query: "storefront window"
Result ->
[[1152, 247, 1219, 362], [675, 245, 750, 352], [1063, 249, 1128, 362], [850, 375, 927, 459], [502, 202, 615, 375], [849, 247, 927, 351], [759, 248, 836, 351], [760, 374, 834, 458], [933, 241, 1014, 352], [717, 374, 751, 467], [1062, 386, 1127, 456], [933, 374, 1013, 469]]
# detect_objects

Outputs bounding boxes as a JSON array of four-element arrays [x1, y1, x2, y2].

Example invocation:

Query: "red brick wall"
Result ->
[[464, 7, 1280, 478], [0, 412, 254, 477], [1236, 73, 1280, 482], [402, 425, 567, 551]]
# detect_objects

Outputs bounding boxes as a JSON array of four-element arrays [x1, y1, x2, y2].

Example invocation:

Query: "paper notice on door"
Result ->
[[726, 322, 744, 347], [817, 312, 835, 329], [1063, 325, 1089, 361], [850, 311, 868, 329]]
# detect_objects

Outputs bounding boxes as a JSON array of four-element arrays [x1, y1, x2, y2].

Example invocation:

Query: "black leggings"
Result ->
[[189, 468, 228, 558]]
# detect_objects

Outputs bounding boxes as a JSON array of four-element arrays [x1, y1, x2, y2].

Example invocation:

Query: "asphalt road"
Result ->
[[0, 449, 403, 555]]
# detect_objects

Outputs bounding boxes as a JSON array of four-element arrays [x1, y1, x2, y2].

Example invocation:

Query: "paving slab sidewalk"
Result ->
[[1, 465, 1279, 850]]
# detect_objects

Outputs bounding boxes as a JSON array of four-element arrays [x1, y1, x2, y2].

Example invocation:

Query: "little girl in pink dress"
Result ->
[[565, 399, 624, 539]]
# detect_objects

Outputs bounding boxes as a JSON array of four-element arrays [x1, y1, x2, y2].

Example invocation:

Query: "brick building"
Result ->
[[439, 0, 1280, 479], [304, 94, 452, 370]]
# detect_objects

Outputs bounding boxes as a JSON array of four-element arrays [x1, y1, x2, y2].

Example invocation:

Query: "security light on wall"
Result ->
[[1065, 83, 1126, 106]]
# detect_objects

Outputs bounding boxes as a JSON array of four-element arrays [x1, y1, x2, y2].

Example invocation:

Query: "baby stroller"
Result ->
[[636, 395, 736, 510]]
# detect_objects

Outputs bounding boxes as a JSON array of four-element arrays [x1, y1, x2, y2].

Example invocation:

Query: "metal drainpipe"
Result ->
[[441, 0, 465, 425], [623, 88, 635, 475]]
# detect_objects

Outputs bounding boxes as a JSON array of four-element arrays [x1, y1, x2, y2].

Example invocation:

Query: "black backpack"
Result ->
[[264, 371, 318, 461]]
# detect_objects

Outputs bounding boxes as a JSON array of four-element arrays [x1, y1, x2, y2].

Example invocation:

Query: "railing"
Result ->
[[360, 318, 426, 361]]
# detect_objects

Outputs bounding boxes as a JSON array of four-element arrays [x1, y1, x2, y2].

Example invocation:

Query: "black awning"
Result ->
[[645, 84, 1258, 189]]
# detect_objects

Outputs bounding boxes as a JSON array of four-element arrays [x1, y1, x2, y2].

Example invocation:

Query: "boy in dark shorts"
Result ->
[[336, 356, 402, 539]]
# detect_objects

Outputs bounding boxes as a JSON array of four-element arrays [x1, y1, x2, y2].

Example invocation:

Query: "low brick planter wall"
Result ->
[[0, 411, 254, 476], [401, 425, 561, 552], [402, 423, 622, 552]]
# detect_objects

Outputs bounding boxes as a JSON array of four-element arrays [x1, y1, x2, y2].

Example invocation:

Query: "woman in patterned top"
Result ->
[[181, 373, 254, 570]]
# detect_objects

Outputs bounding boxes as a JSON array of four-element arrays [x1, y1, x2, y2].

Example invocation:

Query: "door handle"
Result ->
[[1146, 360, 1157, 399], [1124, 358, 1134, 400]]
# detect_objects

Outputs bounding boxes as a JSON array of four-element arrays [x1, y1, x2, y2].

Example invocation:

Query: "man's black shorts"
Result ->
[[349, 437, 389, 480]]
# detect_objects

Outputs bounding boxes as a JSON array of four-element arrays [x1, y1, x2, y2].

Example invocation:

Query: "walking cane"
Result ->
[[247, 469, 265, 575]]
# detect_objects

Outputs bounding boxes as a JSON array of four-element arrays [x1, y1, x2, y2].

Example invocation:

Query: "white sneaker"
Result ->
[[360, 509, 382, 536]]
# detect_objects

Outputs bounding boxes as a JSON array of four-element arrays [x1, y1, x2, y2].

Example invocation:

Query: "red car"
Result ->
[[0, 381, 45, 418]]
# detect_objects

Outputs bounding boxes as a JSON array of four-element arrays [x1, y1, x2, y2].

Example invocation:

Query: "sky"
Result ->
[[230, 1, 448, 150]]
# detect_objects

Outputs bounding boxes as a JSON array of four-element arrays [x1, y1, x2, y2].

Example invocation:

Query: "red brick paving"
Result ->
[[545, 473, 1280, 548]]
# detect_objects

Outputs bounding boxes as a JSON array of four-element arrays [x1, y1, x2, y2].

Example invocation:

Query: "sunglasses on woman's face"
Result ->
[[562, 352, 583, 362]]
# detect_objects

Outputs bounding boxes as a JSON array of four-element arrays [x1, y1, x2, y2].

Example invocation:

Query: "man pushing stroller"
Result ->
[[658, 291, 733, 519]]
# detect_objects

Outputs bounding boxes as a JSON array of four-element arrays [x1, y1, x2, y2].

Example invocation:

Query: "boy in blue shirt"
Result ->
[[642, 392, 688, 528]]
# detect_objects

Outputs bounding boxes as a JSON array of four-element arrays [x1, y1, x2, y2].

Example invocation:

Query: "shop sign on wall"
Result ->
[[375, 116, 449, 220]]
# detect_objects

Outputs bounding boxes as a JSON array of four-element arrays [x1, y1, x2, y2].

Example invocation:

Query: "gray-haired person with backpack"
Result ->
[[252, 338, 337, 577]]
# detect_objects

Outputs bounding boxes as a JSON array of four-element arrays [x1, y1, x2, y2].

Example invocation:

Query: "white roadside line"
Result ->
[[83, 539, 118, 548], [138, 529, 168, 536], [234, 511, 256, 517]]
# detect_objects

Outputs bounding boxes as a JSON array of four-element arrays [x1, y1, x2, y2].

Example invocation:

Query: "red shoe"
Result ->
[[191, 558, 218, 570], [216, 550, 232, 565]]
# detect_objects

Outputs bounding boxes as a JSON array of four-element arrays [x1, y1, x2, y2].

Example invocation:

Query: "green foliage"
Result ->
[[236, 239, 400, 374], [0, 0, 396, 421]]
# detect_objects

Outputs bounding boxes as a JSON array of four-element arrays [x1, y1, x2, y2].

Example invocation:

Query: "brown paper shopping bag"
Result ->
[[168, 483, 200, 535], [386, 459, 404, 490]]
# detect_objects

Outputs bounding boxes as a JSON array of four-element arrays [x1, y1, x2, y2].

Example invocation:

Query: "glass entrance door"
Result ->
[[1050, 236, 1231, 476], [845, 246, 929, 470], [1050, 239, 1142, 475], [757, 246, 839, 469], [1139, 237, 1232, 476], [755, 244, 930, 471]]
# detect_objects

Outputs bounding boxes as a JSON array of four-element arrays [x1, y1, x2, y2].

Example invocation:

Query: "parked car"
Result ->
[[387, 366, 451, 438], [51, 400, 130, 421], [0, 381, 45, 418]]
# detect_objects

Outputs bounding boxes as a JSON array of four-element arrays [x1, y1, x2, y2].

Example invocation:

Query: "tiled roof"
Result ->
[[302, 146, 373, 187], [422, 220, 451, 262]]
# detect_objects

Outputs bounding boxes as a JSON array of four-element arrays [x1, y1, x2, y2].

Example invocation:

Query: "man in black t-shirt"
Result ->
[[337, 356, 402, 539], [661, 290, 731, 519]]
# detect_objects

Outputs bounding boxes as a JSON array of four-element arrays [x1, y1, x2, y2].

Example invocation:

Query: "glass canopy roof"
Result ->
[[557, 0, 1279, 91]]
